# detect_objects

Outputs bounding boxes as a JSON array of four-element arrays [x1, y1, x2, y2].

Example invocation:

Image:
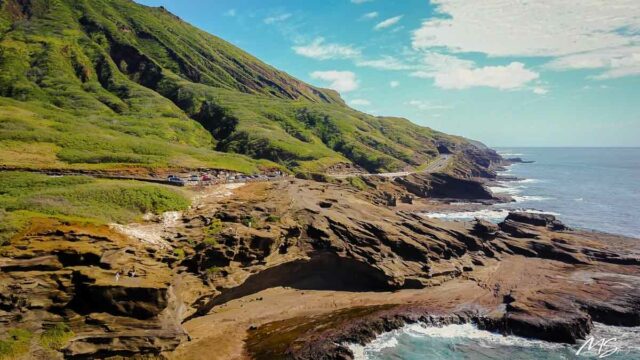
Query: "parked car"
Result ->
[[189, 174, 200, 182], [168, 176, 185, 186]]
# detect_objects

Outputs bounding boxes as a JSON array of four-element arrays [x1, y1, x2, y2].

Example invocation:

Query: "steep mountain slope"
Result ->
[[0, 0, 500, 174]]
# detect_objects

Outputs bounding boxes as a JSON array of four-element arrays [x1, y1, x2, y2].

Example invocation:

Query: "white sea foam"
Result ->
[[422, 208, 559, 222], [515, 178, 541, 184], [489, 185, 523, 195], [499, 152, 524, 156], [588, 322, 640, 353], [346, 329, 401, 360], [349, 323, 640, 359], [350, 323, 564, 359], [422, 209, 511, 222], [403, 323, 562, 348], [512, 195, 552, 202]]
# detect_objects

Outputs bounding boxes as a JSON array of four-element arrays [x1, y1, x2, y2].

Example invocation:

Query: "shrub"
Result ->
[[265, 214, 280, 223], [205, 218, 223, 235], [39, 323, 74, 350], [348, 176, 368, 191], [241, 216, 257, 228], [202, 237, 218, 246], [0, 328, 32, 358], [173, 248, 185, 259]]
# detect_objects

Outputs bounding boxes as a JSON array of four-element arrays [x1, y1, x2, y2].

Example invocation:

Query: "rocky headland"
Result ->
[[2, 165, 639, 359]]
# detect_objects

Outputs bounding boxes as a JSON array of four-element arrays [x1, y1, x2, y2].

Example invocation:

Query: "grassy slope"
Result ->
[[0, 0, 483, 174], [0, 0, 273, 173], [0, 171, 191, 244]]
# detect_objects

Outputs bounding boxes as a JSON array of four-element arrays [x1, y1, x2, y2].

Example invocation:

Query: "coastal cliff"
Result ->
[[2, 175, 640, 359]]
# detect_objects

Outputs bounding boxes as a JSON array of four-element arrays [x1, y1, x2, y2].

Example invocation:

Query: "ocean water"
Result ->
[[426, 147, 640, 238], [350, 323, 640, 360], [363, 148, 640, 359]]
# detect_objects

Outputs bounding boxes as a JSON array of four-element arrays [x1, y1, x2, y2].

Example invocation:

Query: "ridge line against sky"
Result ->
[[135, 0, 640, 147]]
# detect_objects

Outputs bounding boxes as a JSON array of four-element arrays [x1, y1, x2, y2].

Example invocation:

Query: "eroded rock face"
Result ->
[[0, 219, 186, 359], [3, 179, 640, 359]]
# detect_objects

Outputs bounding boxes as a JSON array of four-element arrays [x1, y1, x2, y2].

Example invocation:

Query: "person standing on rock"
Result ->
[[115, 271, 121, 282]]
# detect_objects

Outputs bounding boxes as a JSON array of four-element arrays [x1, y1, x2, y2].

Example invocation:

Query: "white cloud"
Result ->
[[362, 11, 379, 20], [411, 53, 539, 90], [351, 0, 373, 4], [293, 38, 360, 60], [411, 0, 640, 79], [264, 13, 292, 24], [390, 80, 400, 88], [350, 99, 371, 106], [533, 87, 549, 95], [375, 15, 403, 30], [224, 9, 236, 17], [356, 56, 413, 70], [547, 46, 640, 79], [310, 71, 359, 92], [406, 100, 452, 111]]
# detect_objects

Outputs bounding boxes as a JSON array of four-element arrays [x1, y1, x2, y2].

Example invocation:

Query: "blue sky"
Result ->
[[135, 0, 640, 147]]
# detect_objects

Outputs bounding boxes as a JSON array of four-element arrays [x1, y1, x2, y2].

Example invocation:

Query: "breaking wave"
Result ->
[[348, 322, 640, 360], [421, 208, 559, 223]]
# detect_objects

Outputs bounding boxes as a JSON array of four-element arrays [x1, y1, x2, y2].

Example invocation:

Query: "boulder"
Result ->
[[504, 212, 568, 230]]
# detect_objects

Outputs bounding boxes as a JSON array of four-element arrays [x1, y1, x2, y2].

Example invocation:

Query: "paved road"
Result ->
[[330, 154, 452, 179]]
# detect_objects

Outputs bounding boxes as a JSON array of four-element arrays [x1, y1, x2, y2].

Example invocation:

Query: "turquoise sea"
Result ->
[[357, 148, 640, 359]]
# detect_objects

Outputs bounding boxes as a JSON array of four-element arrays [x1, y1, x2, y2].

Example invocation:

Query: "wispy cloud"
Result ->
[[351, 0, 373, 4], [361, 11, 379, 20], [224, 9, 236, 17], [390, 80, 400, 88], [310, 70, 359, 92], [293, 38, 360, 60], [356, 56, 413, 70], [410, 52, 539, 90], [374, 15, 403, 30], [264, 13, 292, 24], [411, 0, 640, 80], [406, 100, 453, 111], [533, 87, 549, 95]]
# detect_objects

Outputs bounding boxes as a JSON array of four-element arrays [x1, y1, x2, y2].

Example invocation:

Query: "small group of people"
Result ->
[[114, 266, 137, 282]]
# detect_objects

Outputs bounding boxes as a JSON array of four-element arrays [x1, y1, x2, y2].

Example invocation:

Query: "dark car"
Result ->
[[167, 176, 185, 186]]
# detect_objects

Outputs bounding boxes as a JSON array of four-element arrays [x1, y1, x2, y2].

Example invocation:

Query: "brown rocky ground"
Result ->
[[1, 174, 639, 359]]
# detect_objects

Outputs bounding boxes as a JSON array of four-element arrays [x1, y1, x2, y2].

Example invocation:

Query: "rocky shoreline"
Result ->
[[2, 155, 640, 360], [243, 213, 640, 359]]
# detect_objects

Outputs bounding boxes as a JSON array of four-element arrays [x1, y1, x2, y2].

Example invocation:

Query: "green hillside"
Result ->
[[0, 0, 498, 174]]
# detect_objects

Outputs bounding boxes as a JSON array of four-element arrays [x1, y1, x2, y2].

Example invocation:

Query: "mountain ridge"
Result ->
[[0, 0, 499, 175]]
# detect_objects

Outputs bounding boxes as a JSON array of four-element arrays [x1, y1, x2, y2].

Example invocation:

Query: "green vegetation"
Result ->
[[265, 214, 280, 223], [173, 247, 185, 259], [0, 171, 190, 242], [0, 328, 32, 359], [346, 176, 368, 191], [0, 0, 474, 174], [39, 323, 74, 351], [202, 237, 218, 246], [241, 215, 258, 228]]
